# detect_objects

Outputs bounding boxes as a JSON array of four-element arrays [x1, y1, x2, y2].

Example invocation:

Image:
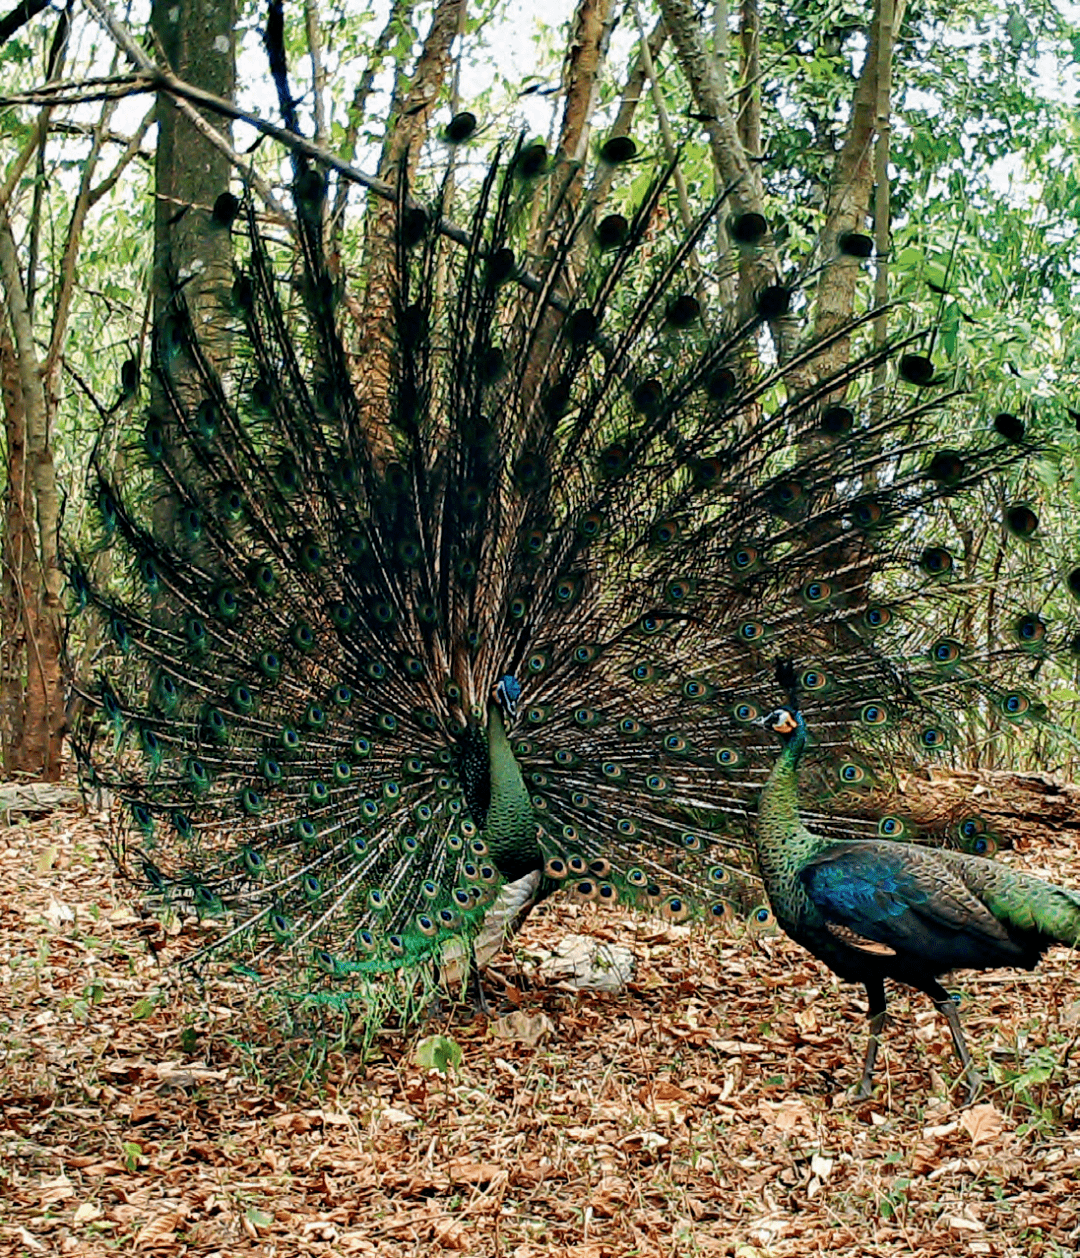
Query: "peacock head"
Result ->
[[761, 706, 800, 740], [494, 675, 522, 720]]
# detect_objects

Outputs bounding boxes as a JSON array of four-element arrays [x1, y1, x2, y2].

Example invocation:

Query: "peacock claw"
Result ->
[[956, 1070, 983, 1108]]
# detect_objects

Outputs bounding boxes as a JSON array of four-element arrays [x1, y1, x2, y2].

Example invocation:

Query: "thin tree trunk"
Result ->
[[656, 0, 778, 333], [517, 0, 616, 422], [813, 0, 906, 367], [0, 214, 64, 779], [550, 0, 617, 210], [737, 0, 760, 158], [356, 0, 465, 462], [586, 15, 666, 214], [0, 322, 33, 768]]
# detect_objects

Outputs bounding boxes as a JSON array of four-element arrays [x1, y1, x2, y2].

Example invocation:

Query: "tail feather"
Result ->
[[947, 853, 1080, 950]]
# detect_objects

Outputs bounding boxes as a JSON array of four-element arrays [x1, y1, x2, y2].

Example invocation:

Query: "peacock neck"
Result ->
[[483, 704, 542, 880], [760, 715, 807, 812], [756, 714, 829, 900]]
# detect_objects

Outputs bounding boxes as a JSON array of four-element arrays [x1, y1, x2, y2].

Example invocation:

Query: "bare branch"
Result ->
[[86, 102, 155, 207], [304, 0, 327, 146], [49, 116, 154, 151], [329, 0, 411, 234], [83, 0, 286, 219], [0, 72, 148, 106], [0, 0, 49, 47]]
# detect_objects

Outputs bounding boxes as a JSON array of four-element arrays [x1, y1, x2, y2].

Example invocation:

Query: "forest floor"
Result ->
[[3, 790, 1080, 1258]]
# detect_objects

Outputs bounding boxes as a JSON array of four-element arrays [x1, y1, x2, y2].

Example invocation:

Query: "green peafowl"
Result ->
[[69, 114, 1058, 1045], [760, 662, 1080, 1103]]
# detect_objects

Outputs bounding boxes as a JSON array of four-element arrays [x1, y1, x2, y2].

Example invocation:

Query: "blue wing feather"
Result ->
[[800, 842, 1025, 970]]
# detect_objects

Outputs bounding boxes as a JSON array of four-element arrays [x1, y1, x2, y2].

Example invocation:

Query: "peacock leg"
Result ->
[[428, 963, 445, 1020], [934, 992, 982, 1105], [852, 977, 888, 1100], [467, 941, 491, 1017]]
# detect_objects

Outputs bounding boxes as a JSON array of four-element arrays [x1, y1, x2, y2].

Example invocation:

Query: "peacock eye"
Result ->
[[1018, 615, 1041, 640], [933, 639, 961, 664], [853, 501, 882, 527], [1001, 692, 1030, 716], [920, 547, 953, 577], [1006, 505, 1038, 538]]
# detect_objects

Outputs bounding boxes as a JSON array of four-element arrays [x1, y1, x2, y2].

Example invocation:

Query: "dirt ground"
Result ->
[[3, 792, 1080, 1258]]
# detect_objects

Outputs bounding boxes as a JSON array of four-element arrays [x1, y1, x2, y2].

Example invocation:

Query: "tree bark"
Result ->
[[811, 0, 906, 373], [150, 0, 237, 365], [552, 0, 617, 202], [0, 215, 64, 778], [586, 15, 666, 214], [655, 0, 776, 321], [355, 0, 465, 462], [147, 0, 236, 564], [737, 0, 760, 159], [1, 321, 32, 768]]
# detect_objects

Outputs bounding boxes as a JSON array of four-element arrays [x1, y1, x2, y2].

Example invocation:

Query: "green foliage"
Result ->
[[414, 1033, 465, 1074], [4, 0, 1078, 776]]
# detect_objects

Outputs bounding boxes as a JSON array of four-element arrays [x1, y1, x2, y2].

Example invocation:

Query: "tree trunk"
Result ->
[[0, 219, 64, 779], [150, 0, 237, 361], [146, 0, 237, 567], [811, 0, 906, 371], [355, 0, 465, 463], [1, 323, 32, 769]]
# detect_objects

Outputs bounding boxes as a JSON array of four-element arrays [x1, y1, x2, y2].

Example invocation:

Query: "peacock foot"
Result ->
[[955, 1067, 983, 1108]]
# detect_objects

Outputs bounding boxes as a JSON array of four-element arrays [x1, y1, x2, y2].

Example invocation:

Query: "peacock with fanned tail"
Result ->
[[69, 118, 1063, 1050]]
